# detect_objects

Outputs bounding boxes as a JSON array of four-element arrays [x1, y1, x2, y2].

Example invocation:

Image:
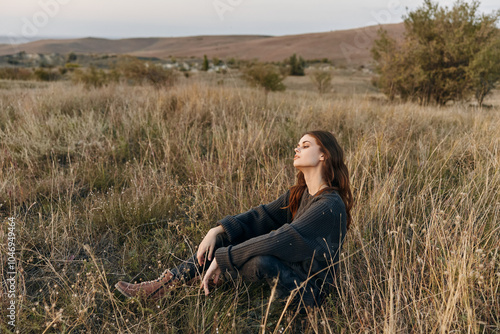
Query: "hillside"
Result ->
[[0, 23, 404, 66]]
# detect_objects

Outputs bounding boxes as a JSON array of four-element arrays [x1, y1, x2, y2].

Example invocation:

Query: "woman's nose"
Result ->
[[295, 147, 300, 153]]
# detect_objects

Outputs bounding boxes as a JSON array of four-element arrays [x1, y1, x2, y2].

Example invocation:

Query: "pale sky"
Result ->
[[1, 0, 498, 41]]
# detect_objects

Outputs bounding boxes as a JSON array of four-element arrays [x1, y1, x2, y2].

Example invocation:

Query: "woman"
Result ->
[[115, 130, 353, 309]]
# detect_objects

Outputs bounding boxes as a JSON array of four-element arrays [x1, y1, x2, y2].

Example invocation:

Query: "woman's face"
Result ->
[[293, 134, 325, 169]]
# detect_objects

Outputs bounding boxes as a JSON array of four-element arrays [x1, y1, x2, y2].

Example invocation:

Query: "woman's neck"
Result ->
[[303, 170, 327, 196]]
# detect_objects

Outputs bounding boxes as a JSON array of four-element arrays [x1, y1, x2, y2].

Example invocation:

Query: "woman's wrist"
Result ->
[[212, 225, 224, 235]]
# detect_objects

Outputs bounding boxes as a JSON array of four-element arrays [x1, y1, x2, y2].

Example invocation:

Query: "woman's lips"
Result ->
[[294, 155, 299, 160]]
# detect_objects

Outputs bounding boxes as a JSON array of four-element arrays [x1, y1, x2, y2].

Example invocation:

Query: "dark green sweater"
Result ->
[[215, 188, 347, 301]]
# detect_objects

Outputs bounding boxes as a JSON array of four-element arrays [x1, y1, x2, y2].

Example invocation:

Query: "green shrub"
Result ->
[[202, 55, 209, 71], [117, 57, 178, 88], [65, 63, 80, 71], [0, 67, 33, 80], [226, 57, 238, 68], [66, 52, 77, 62], [310, 69, 333, 95], [72, 66, 111, 88], [286, 53, 306, 76], [34, 68, 60, 81], [242, 63, 286, 95]]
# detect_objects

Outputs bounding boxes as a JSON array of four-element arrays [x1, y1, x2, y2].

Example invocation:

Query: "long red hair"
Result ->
[[284, 130, 353, 229]]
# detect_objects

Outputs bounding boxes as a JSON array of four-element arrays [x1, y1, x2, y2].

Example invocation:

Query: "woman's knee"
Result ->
[[239, 255, 282, 281]]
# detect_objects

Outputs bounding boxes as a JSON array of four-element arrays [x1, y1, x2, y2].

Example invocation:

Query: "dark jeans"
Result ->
[[170, 233, 323, 308]]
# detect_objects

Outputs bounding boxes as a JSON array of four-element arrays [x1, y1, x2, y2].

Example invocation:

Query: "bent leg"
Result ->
[[115, 233, 231, 299], [171, 233, 232, 281], [238, 255, 307, 300]]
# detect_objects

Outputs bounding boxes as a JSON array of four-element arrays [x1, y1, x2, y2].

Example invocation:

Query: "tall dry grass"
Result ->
[[0, 76, 499, 333]]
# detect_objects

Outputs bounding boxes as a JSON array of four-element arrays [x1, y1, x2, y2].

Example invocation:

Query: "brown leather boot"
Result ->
[[115, 269, 181, 300]]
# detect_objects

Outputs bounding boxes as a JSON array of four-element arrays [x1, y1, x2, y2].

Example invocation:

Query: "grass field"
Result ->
[[0, 71, 499, 333]]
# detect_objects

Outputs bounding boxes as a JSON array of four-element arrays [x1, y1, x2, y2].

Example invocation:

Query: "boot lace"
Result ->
[[138, 269, 172, 286]]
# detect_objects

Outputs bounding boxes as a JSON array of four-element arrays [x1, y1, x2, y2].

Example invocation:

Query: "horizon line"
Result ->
[[0, 22, 405, 45]]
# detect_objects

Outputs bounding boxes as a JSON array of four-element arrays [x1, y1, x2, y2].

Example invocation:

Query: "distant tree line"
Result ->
[[0, 51, 336, 94], [372, 0, 500, 106]]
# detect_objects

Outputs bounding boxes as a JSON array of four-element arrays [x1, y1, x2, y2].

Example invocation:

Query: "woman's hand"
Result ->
[[202, 258, 221, 296], [197, 226, 224, 266]]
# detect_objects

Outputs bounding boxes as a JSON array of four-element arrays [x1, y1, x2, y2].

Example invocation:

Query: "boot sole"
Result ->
[[115, 282, 133, 298], [114, 277, 224, 299]]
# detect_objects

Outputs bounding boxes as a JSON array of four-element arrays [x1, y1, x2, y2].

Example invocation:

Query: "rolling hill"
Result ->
[[0, 23, 404, 66]]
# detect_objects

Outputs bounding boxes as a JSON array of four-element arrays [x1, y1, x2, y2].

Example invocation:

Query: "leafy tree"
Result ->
[[118, 57, 177, 89], [310, 69, 333, 95], [72, 66, 111, 88], [372, 29, 421, 101], [372, 0, 500, 105], [287, 53, 306, 76], [242, 63, 286, 101], [468, 34, 500, 106], [202, 55, 209, 71], [66, 52, 77, 63]]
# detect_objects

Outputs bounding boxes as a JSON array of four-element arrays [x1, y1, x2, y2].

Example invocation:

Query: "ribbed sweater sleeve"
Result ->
[[215, 193, 346, 275], [216, 190, 291, 243]]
